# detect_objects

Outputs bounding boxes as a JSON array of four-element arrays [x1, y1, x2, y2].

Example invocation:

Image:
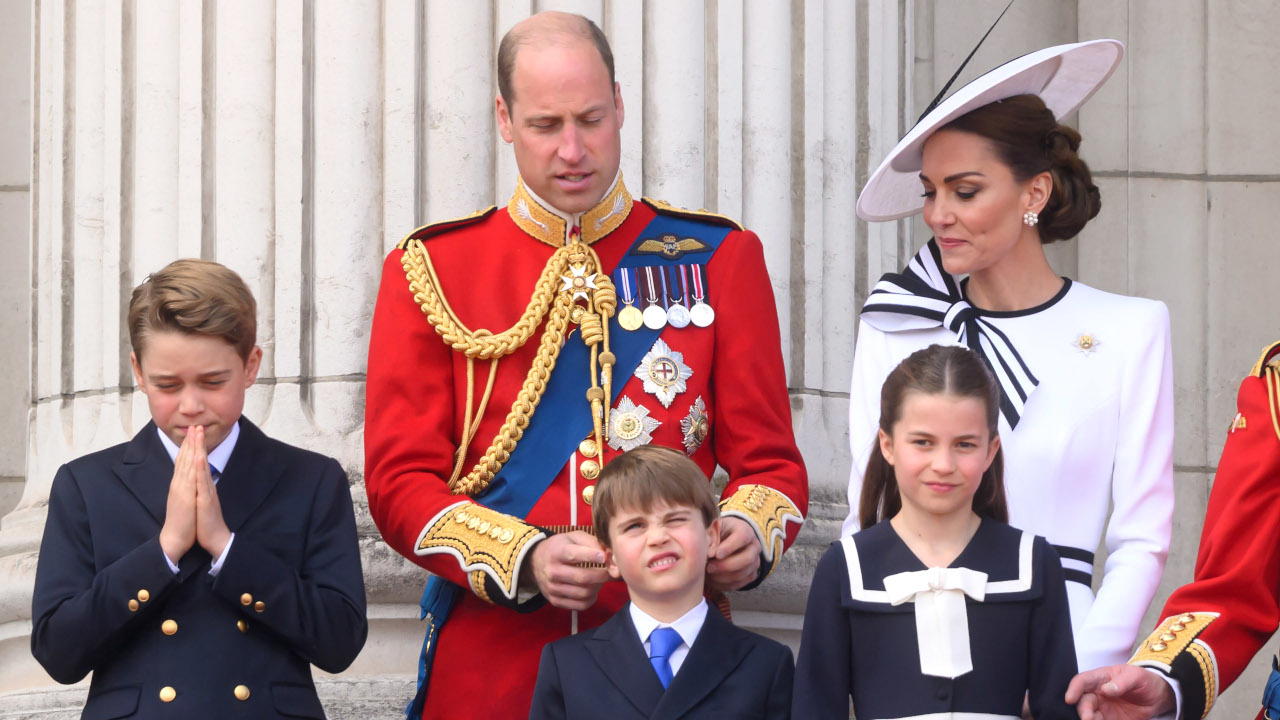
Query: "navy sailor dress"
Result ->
[[793, 517, 1079, 720]]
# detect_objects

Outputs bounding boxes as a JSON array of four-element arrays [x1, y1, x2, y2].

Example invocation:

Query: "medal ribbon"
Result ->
[[691, 264, 707, 302], [659, 267, 672, 309], [644, 267, 660, 308], [619, 267, 636, 306], [678, 265, 691, 309]]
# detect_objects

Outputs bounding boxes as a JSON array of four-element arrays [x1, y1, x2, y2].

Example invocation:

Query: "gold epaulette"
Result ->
[[1129, 612, 1220, 720], [1249, 340, 1280, 377], [414, 501, 545, 603], [642, 197, 744, 231], [395, 206, 498, 250], [1249, 341, 1280, 441], [719, 485, 803, 576]]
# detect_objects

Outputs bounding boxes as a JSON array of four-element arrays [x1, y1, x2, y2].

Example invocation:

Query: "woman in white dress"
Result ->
[[844, 40, 1175, 671]]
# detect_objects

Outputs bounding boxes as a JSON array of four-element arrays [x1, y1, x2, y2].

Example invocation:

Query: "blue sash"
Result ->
[[405, 214, 732, 718]]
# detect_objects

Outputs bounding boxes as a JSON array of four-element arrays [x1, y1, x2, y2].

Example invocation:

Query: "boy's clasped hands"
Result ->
[[158, 425, 232, 564]]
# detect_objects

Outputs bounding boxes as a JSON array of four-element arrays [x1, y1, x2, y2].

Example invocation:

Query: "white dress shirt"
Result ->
[[157, 421, 240, 576], [629, 598, 708, 678]]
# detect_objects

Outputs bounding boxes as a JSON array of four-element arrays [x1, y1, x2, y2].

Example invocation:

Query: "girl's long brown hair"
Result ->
[[858, 344, 1007, 528]]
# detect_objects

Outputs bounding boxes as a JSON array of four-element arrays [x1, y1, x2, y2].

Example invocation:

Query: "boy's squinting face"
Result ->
[[879, 391, 1000, 523], [605, 501, 719, 611], [130, 331, 261, 452]]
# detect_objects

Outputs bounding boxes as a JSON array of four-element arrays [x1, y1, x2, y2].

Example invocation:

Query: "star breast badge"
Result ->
[[560, 263, 598, 301], [680, 396, 709, 455], [608, 396, 661, 452], [635, 338, 692, 408]]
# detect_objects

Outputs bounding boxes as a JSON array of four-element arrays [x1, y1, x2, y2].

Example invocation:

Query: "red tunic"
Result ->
[[1130, 341, 1280, 720], [364, 178, 807, 718]]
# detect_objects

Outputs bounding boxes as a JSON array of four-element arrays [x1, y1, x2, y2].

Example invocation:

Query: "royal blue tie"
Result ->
[[648, 627, 682, 689]]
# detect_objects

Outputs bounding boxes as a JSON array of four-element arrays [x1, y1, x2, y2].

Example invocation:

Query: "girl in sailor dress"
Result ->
[[844, 39, 1174, 673], [795, 345, 1079, 720]]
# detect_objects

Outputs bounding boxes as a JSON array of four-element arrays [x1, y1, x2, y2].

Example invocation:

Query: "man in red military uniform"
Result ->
[[1067, 341, 1280, 719], [364, 11, 807, 719]]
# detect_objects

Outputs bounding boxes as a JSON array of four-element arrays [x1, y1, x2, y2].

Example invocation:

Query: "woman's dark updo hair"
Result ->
[[939, 93, 1101, 242]]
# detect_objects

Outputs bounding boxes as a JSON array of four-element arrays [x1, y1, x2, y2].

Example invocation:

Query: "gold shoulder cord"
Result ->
[[401, 236, 616, 496], [1267, 356, 1280, 441]]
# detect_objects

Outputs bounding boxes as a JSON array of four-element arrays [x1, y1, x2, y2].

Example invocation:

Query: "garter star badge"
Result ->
[[608, 396, 661, 452], [680, 396, 709, 455], [636, 338, 692, 408]]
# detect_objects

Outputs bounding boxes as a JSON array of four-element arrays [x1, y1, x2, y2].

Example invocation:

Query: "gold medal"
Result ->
[[616, 267, 644, 331], [619, 305, 644, 331]]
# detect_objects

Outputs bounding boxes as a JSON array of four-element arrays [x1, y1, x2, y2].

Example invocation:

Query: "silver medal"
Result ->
[[643, 305, 667, 330], [667, 303, 691, 328], [689, 302, 714, 327]]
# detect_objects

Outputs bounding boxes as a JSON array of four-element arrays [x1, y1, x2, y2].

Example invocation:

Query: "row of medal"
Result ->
[[614, 264, 715, 331]]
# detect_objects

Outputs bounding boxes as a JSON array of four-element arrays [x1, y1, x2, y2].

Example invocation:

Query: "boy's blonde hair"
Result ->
[[128, 259, 257, 362], [592, 445, 718, 547]]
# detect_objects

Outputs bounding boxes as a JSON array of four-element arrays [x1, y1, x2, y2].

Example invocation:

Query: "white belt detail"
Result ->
[[883, 566, 988, 679]]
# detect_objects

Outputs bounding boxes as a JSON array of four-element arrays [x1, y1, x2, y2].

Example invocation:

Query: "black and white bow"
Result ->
[[860, 240, 1038, 428]]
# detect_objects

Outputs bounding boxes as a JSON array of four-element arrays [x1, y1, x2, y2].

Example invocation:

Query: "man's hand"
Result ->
[[190, 425, 232, 558], [706, 517, 762, 593], [527, 531, 609, 611], [1066, 665, 1177, 720], [159, 427, 198, 562]]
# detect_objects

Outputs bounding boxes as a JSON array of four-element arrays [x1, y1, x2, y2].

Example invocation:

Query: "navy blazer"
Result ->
[[529, 602, 793, 720], [31, 419, 367, 720]]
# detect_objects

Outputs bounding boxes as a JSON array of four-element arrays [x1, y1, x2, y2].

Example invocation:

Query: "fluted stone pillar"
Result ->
[[0, 1, 895, 716]]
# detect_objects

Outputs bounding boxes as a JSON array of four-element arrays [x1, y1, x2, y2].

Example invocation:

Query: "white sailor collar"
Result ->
[[507, 171, 633, 247], [838, 517, 1045, 613]]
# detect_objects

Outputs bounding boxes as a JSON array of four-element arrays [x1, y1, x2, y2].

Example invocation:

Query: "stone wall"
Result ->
[[1, 1, 1278, 718]]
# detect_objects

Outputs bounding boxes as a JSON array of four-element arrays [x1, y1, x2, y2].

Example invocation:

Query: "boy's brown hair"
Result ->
[[127, 259, 257, 362], [591, 445, 718, 548]]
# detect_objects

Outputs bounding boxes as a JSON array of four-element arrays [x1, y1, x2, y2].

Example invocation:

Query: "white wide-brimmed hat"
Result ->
[[856, 38, 1124, 222]]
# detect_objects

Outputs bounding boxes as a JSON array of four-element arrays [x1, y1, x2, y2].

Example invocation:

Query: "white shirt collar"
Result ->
[[155, 420, 241, 476], [629, 597, 708, 650]]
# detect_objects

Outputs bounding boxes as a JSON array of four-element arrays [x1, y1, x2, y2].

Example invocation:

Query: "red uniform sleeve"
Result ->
[[707, 230, 808, 581], [364, 249, 545, 606], [1130, 342, 1280, 719]]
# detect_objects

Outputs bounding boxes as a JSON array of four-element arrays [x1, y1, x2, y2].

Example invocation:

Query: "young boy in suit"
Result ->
[[31, 259, 367, 719], [529, 445, 794, 720]]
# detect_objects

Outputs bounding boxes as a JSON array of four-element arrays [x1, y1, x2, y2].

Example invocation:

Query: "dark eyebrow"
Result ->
[[918, 171, 986, 184]]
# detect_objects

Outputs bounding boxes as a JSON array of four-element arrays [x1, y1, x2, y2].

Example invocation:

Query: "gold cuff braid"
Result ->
[[718, 485, 803, 576], [1130, 612, 1219, 719], [415, 502, 545, 602]]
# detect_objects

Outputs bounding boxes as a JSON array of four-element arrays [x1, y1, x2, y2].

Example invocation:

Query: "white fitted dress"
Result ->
[[843, 240, 1175, 670]]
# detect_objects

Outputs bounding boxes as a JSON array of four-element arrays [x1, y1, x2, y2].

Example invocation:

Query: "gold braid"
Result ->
[[400, 238, 613, 496]]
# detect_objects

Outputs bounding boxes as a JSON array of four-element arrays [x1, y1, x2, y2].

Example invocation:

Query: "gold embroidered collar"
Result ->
[[507, 173, 633, 247]]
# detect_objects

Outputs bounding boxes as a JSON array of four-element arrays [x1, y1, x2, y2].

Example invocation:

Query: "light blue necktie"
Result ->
[[648, 627, 682, 689]]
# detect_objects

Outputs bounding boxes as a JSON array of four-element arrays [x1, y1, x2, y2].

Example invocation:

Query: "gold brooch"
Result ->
[[1072, 332, 1100, 355]]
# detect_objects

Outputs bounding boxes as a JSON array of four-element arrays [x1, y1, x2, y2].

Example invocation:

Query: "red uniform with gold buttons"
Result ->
[[364, 175, 808, 718], [1129, 341, 1280, 720]]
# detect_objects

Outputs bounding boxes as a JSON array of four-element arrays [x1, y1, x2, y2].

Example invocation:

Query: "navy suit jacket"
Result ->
[[529, 602, 793, 720], [31, 419, 367, 720]]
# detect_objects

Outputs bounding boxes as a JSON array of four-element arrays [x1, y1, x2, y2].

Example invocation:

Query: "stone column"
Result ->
[[0, 1, 895, 715]]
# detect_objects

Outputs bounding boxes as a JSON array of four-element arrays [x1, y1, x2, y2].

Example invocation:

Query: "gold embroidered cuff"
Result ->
[[1130, 612, 1220, 719], [719, 485, 803, 575], [414, 501, 545, 602]]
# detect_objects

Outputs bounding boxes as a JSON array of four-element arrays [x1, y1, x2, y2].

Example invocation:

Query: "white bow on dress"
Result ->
[[883, 566, 989, 679]]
